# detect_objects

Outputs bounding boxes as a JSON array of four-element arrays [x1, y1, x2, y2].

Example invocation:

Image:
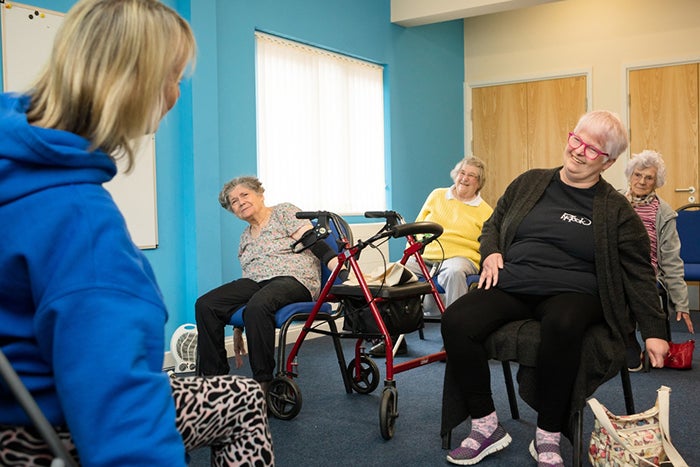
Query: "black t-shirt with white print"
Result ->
[[498, 172, 598, 296]]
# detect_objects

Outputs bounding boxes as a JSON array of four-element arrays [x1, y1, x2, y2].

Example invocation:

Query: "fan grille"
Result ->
[[175, 332, 197, 361]]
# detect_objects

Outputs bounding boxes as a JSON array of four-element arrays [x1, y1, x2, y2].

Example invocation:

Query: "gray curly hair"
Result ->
[[218, 176, 264, 211], [625, 150, 666, 188]]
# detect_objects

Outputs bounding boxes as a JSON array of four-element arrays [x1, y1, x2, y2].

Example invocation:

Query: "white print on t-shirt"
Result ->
[[560, 212, 591, 225]]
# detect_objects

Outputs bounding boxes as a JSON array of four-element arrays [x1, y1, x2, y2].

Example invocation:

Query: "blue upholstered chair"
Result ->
[[676, 203, 700, 283]]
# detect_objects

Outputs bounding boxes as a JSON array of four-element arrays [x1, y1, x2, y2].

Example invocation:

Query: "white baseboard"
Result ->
[[163, 318, 343, 371]]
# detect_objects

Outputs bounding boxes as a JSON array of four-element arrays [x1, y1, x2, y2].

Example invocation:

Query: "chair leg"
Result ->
[[501, 361, 520, 419], [572, 409, 583, 467], [442, 430, 451, 450], [620, 366, 635, 414]]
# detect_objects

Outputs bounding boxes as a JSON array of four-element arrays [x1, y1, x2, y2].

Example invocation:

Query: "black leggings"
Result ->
[[441, 287, 604, 432]]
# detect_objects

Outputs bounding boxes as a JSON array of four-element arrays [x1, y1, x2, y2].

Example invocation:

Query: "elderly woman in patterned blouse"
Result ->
[[196, 176, 338, 393], [624, 150, 695, 370]]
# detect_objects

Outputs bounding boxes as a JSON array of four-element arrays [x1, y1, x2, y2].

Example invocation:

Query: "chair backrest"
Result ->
[[321, 214, 353, 285], [676, 203, 700, 268], [0, 349, 77, 467]]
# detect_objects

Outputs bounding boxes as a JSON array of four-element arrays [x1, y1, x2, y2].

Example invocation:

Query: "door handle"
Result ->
[[674, 186, 696, 194]]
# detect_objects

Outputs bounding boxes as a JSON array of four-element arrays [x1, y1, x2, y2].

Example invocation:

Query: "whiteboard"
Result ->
[[1, 2, 159, 249]]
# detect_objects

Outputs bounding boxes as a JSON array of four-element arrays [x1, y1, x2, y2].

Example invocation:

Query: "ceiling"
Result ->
[[390, 0, 563, 27]]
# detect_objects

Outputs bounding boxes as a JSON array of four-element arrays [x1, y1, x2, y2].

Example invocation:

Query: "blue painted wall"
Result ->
[[1, 0, 464, 346]]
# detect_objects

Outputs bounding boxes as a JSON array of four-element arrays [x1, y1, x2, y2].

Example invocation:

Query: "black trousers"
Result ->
[[441, 287, 604, 432], [195, 276, 311, 381]]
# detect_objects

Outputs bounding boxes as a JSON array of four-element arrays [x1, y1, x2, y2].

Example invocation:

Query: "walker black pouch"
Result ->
[[333, 280, 430, 336], [341, 296, 424, 336]]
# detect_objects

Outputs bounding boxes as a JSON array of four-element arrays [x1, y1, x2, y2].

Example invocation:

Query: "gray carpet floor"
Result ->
[[189, 315, 699, 466]]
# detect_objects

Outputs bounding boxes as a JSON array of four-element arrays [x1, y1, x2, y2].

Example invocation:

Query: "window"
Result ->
[[255, 32, 386, 214]]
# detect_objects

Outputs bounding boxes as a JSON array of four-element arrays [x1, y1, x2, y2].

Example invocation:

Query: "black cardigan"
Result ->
[[441, 167, 669, 439]]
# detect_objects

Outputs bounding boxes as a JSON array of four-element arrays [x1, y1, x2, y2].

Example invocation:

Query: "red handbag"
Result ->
[[664, 339, 695, 369]]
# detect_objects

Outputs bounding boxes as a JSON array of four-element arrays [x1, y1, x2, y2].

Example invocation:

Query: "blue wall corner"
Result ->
[[1, 0, 464, 347]]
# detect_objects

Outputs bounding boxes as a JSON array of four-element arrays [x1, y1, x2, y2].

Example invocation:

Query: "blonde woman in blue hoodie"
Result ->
[[0, 1, 272, 465]]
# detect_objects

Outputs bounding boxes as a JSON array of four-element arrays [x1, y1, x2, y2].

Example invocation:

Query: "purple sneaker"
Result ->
[[529, 440, 565, 467], [446, 423, 512, 465]]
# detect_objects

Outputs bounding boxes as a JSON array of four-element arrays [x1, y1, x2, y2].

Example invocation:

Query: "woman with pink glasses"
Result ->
[[440, 110, 669, 466]]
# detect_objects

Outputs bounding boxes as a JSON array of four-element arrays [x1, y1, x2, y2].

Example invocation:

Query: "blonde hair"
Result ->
[[26, 0, 196, 171]]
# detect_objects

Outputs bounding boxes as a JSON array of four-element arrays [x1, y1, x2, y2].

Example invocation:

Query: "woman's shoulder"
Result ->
[[513, 167, 558, 183], [502, 168, 557, 196], [427, 187, 449, 198], [271, 202, 307, 228], [656, 196, 676, 215], [272, 202, 301, 215]]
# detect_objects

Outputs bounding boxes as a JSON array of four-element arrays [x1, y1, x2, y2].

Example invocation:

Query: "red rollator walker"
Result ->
[[266, 210, 447, 440]]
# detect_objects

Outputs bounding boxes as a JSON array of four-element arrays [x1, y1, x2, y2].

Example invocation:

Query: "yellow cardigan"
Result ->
[[415, 187, 493, 266]]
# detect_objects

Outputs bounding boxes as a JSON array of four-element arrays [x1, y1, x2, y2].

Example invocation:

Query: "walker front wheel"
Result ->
[[267, 376, 302, 420], [379, 386, 398, 440], [346, 356, 380, 394]]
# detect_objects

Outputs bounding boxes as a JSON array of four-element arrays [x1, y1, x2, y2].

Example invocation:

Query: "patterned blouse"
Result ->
[[238, 202, 321, 297]]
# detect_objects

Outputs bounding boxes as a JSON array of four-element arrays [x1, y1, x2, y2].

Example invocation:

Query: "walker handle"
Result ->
[[390, 221, 443, 239], [296, 211, 327, 220], [364, 210, 404, 227]]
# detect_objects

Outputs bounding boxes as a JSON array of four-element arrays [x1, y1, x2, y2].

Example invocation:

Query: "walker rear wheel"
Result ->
[[267, 376, 302, 420], [379, 386, 398, 440], [346, 356, 380, 394]]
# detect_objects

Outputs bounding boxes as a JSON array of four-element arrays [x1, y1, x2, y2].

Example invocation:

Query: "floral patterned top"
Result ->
[[238, 202, 321, 298]]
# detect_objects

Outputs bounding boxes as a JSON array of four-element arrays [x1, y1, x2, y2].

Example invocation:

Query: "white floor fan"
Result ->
[[170, 323, 198, 375]]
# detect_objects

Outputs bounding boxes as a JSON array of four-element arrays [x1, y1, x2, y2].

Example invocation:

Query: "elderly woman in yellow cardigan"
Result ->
[[407, 156, 494, 315]]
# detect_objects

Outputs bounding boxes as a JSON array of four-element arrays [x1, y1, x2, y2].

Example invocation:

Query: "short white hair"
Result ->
[[625, 150, 666, 188]]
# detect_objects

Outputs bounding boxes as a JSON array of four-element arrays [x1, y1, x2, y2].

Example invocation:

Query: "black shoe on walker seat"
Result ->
[[369, 338, 408, 358]]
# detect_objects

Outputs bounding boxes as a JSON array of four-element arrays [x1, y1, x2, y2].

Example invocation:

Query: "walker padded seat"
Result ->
[[330, 281, 432, 300]]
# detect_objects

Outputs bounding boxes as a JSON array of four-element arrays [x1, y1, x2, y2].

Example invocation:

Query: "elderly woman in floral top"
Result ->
[[196, 176, 338, 392]]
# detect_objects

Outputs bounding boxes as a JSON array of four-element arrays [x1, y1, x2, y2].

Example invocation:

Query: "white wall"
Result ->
[[463, 0, 700, 189]]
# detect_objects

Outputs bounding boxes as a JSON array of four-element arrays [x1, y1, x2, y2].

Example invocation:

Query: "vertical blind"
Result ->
[[255, 32, 386, 214]]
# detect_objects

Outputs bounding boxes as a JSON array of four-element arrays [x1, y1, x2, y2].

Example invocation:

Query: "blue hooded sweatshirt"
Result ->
[[0, 93, 186, 466]]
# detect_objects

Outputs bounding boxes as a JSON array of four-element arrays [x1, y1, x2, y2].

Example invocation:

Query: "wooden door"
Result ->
[[527, 76, 587, 170], [472, 83, 528, 207], [472, 76, 587, 207], [629, 64, 699, 209]]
